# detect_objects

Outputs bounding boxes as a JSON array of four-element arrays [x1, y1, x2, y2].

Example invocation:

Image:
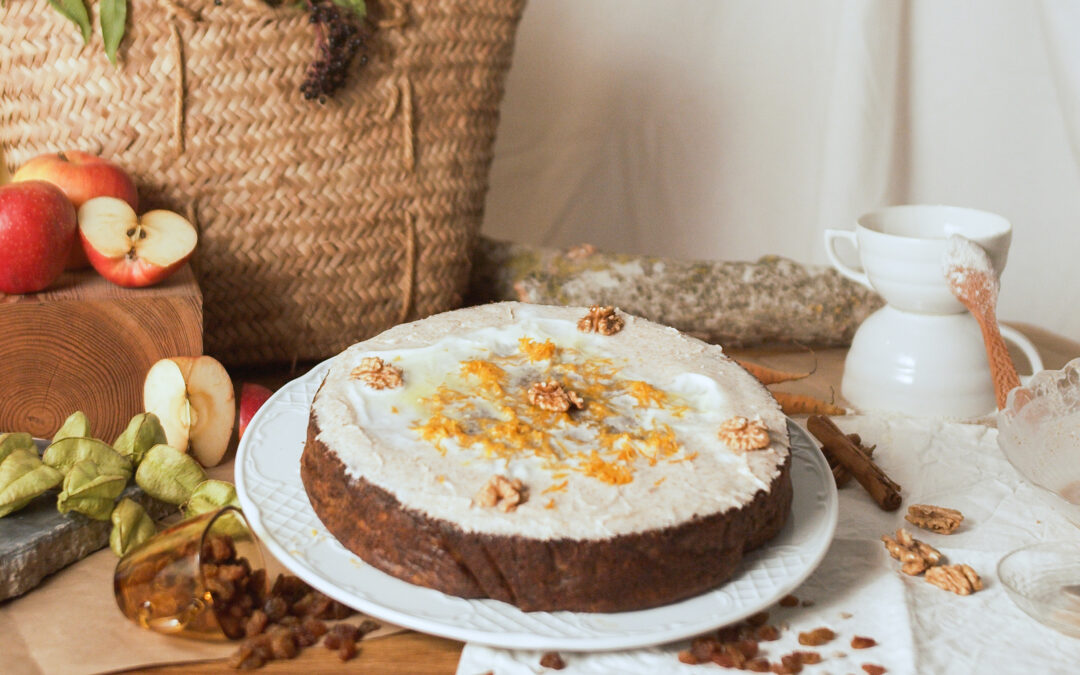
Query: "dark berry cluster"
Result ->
[[299, 0, 368, 102]]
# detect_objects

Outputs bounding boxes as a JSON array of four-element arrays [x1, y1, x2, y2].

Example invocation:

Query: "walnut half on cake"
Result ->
[[300, 302, 792, 613]]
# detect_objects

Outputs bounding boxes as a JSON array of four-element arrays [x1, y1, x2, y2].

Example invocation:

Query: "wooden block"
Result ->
[[0, 265, 202, 440]]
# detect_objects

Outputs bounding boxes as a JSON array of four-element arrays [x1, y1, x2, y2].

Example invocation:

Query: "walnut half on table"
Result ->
[[925, 564, 983, 595], [905, 504, 964, 534], [881, 528, 942, 576]]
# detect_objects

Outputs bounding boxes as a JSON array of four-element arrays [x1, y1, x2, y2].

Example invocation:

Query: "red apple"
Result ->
[[238, 383, 274, 441], [13, 151, 138, 269], [78, 197, 197, 288], [0, 181, 77, 294]]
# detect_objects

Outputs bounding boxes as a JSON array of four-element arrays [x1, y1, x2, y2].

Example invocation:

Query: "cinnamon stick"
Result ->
[[824, 433, 875, 487], [807, 415, 901, 511]]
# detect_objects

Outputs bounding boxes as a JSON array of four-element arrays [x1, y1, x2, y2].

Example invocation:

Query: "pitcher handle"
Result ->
[[823, 229, 872, 289], [999, 325, 1045, 383]]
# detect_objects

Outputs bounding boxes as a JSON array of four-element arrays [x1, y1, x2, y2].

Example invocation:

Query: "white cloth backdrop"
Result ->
[[482, 0, 1080, 341]]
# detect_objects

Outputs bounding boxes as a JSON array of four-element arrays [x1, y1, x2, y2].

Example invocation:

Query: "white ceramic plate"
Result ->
[[235, 359, 839, 652]]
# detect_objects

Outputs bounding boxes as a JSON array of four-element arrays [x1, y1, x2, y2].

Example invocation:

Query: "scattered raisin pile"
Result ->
[[202, 534, 379, 669], [224, 570, 380, 669]]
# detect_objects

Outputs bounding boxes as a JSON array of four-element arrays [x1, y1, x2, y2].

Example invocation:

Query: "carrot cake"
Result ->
[[301, 302, 791, 612]]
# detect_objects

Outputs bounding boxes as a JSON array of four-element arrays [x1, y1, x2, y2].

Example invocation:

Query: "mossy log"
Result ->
[[468, 237, 882, 348]]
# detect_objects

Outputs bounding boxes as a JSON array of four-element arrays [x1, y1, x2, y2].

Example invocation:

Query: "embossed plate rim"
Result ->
[[236, 358, 839, 651]]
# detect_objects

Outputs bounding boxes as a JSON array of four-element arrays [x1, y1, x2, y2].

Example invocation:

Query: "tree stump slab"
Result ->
[[0, 265, 202, 441]]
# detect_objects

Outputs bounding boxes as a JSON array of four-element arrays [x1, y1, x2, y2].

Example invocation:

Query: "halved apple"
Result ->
[[143, 356, 235, 467], [78, 197, 197, 288]]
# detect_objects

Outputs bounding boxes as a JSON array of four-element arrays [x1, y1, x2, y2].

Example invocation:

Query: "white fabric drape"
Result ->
[[483, 0, 1080, 341]]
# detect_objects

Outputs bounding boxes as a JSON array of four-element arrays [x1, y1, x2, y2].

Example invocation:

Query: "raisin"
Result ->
[[292, 625, 319, 648], [202, 535, 235, 563], [755, 624, 781, 641], [793, 650, 822, 664], [711, 644, 746, 669], [271, 574, 310, 605], [291, 591, 329, 617], [263, 596, 288, 622], [337, 637, 358, 661], [301, 616, 328, 637], [736, 639, 759, 658], [690, 636, 716, 661], [218, 564, 248, 583], [676, 650, 698, 665], [321, 599, 355, 620], [539, 651, 566, 669], [797, 627, 835, 646], [357, 618, 381, 636], [244, 610, 269, 637], [269, 630, 298, 659]]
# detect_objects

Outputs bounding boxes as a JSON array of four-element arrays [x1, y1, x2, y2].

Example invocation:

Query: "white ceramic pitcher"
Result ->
[[824, 205, 1042, 419]]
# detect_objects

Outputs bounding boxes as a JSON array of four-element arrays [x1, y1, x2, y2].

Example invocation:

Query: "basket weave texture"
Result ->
[[0, 0, 525, 365]]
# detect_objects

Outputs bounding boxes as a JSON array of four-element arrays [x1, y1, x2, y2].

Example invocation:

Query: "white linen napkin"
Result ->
[[457, 416, 1080, 675]]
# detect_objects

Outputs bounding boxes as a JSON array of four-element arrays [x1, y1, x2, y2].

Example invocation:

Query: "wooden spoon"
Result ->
[[943, 235, 1019, 410]]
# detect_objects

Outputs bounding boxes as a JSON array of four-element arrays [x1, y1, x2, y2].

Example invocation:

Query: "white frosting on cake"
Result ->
[[312, 302, 789, 540]]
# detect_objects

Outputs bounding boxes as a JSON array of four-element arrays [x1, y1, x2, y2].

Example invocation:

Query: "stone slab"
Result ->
[[0, 466, 174, 602]]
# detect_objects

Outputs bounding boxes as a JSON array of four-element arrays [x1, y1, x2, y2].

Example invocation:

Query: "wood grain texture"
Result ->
[[0, 265, 202, 440], [119, 631, 463, 674]]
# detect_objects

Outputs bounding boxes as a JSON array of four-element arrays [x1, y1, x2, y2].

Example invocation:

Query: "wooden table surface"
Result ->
[[121, 323, 1079, 675]]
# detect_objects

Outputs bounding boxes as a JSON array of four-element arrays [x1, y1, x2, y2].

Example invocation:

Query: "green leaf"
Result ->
[[48, 0, 92, 45], [331, 0, 366, 20], [100, 0, 127, 66]]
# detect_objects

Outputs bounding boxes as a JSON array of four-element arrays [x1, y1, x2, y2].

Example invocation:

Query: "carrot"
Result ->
[[737, 359, 814, 385], [773, 391, 846, 416]]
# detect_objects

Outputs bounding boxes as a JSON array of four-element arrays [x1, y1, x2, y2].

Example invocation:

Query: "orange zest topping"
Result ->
[[580, 451, 634, 485], [544, 498, 557, 510], [519, 337, 557, 362], [460, 359, 507, 395], [627, 380, 667, 407], [542, 479, 569, 494], [410, 337, 697, 487]]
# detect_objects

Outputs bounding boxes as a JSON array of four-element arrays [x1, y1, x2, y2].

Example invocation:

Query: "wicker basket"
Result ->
[[0, 0, 525, 365]]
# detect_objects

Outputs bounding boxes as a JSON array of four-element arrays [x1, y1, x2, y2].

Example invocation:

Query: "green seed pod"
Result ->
[[135, 444, 207, 505], [53, 411, 92, 443], [109, 497, 156, 557], [0, 432, 35, 464], [112, 413, 168, 467], [182, 479, 240, 519], [56, 459, 128, 521], [43, 437, 133, 481], [0, 448, 64, 518]]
